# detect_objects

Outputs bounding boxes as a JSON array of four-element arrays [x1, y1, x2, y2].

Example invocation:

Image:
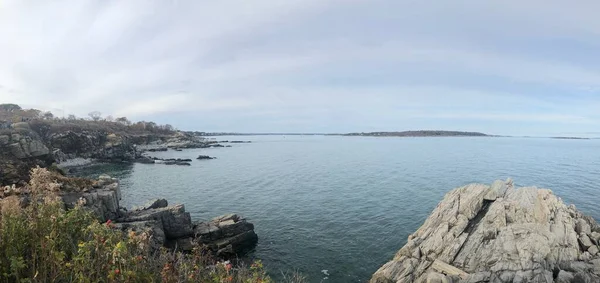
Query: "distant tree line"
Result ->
[[0, 103, 176, 135]]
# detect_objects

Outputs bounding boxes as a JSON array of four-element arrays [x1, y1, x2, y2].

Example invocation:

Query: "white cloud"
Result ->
[[0, 0, 599, 134]]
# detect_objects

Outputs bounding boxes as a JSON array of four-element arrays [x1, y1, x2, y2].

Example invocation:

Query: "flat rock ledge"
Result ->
[[371, 180, 600, 283], [60, 175, 257, 257]]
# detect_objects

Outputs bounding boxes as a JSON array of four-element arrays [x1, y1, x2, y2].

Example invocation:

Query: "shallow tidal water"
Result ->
[[77, 136, 600, 282]]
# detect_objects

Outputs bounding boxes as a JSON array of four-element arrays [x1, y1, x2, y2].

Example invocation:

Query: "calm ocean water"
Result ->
[[77, 136, 600, 282]]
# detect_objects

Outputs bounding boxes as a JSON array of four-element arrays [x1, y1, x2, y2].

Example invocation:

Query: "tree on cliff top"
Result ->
[[115, 117, 131, 126], [88, 111, 102, 121], [42, 111, 54, 120], [0, 104, 21, 112]]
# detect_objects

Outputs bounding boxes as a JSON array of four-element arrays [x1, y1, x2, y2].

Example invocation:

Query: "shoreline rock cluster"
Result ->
[[197, 155, 216, 160], [0, 118, 247, 184], [371, 180, 600, 283], [60, 175, 258, 257]]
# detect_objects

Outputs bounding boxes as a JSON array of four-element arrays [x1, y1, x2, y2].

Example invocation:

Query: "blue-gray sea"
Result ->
[[77, 136, 600, 282]]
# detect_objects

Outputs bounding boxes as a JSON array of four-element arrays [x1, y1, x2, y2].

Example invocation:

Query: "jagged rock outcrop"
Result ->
[[162, 132, 207, 149], [0, 125, 50, 159], [50, 131, 139, 162], [0, 126, 54, 186], [371, 180, 600, 283], [60, 175, 123, 222], [194, 214, 259, 257], [60, 175, 258, 257]]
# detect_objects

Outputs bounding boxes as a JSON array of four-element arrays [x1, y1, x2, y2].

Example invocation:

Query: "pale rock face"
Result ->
[[371, 180, 600, 283], [2, 133, 50, 159]]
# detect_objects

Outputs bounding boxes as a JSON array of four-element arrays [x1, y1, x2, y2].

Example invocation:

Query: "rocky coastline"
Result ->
[[0, 118, 245, 183], [59, 175, 258, 257], [0, 117, 258, 259], [371, 180, 600, 283]]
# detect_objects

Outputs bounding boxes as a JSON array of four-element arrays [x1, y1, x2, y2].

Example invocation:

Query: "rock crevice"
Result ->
[[371, 180, 600, 283]]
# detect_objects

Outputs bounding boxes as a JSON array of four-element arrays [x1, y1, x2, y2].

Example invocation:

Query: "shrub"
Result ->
[[0, 168, 303, 282]]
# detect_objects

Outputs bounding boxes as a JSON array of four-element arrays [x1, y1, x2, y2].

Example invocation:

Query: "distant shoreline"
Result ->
[[193, 131, 489, 137], [341, 130, 488, 137], [192, 131, 597, 139], [550, 136, 591, 140]]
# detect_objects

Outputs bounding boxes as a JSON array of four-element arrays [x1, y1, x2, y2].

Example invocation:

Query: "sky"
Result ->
[[1, 0, 599, 136]]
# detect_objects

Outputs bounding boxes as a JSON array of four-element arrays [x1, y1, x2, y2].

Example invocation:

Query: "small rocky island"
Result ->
[[344, 131, 488, 137], [371, 180, 600, 283]]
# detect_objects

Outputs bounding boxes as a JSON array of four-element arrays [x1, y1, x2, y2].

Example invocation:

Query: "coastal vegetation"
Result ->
[[0, 103, 306, 282], [0, 167, 303, 282], [0, 104, 176, 138]]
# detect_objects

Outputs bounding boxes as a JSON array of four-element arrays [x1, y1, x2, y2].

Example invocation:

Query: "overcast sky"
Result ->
[[1, 0, 599, 135]]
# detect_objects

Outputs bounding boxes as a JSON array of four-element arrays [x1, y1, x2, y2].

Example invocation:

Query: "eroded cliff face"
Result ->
[[0, 123, 50, 159], [0, 123, 53, 186], [371, 180, 600, 283], [0, 121, 146, 185], [50, 131, 138, 162]]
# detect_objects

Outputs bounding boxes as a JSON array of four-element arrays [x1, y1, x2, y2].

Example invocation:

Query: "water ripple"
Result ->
[[86, 136, 600, 283]]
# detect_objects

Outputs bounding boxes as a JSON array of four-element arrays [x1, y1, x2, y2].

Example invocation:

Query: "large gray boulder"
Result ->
[[113, 220, 166, 251], [371, 180, 600, 283], [1, 131, 50, 159], [194, 213, 258, 256], [118, 204, 194, 239], [58, 174, 258, 257], [60, 175, 122, 222]]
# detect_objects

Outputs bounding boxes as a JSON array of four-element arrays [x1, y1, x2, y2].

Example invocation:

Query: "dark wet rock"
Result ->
[[194, 214, 258, 256], [230, 141, 251, 143], [152, 157, 192, 162], [198, 143, 226, 148], [164, 161, 191, 166], [140, 198, 168, 210], [149, 157, 193, 166], [50, 131, 139, 162], [134, 157, 155, 164], [196, 155, 215, 160], [118, 206, 257, 255], [147, 147, 168, 152]]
